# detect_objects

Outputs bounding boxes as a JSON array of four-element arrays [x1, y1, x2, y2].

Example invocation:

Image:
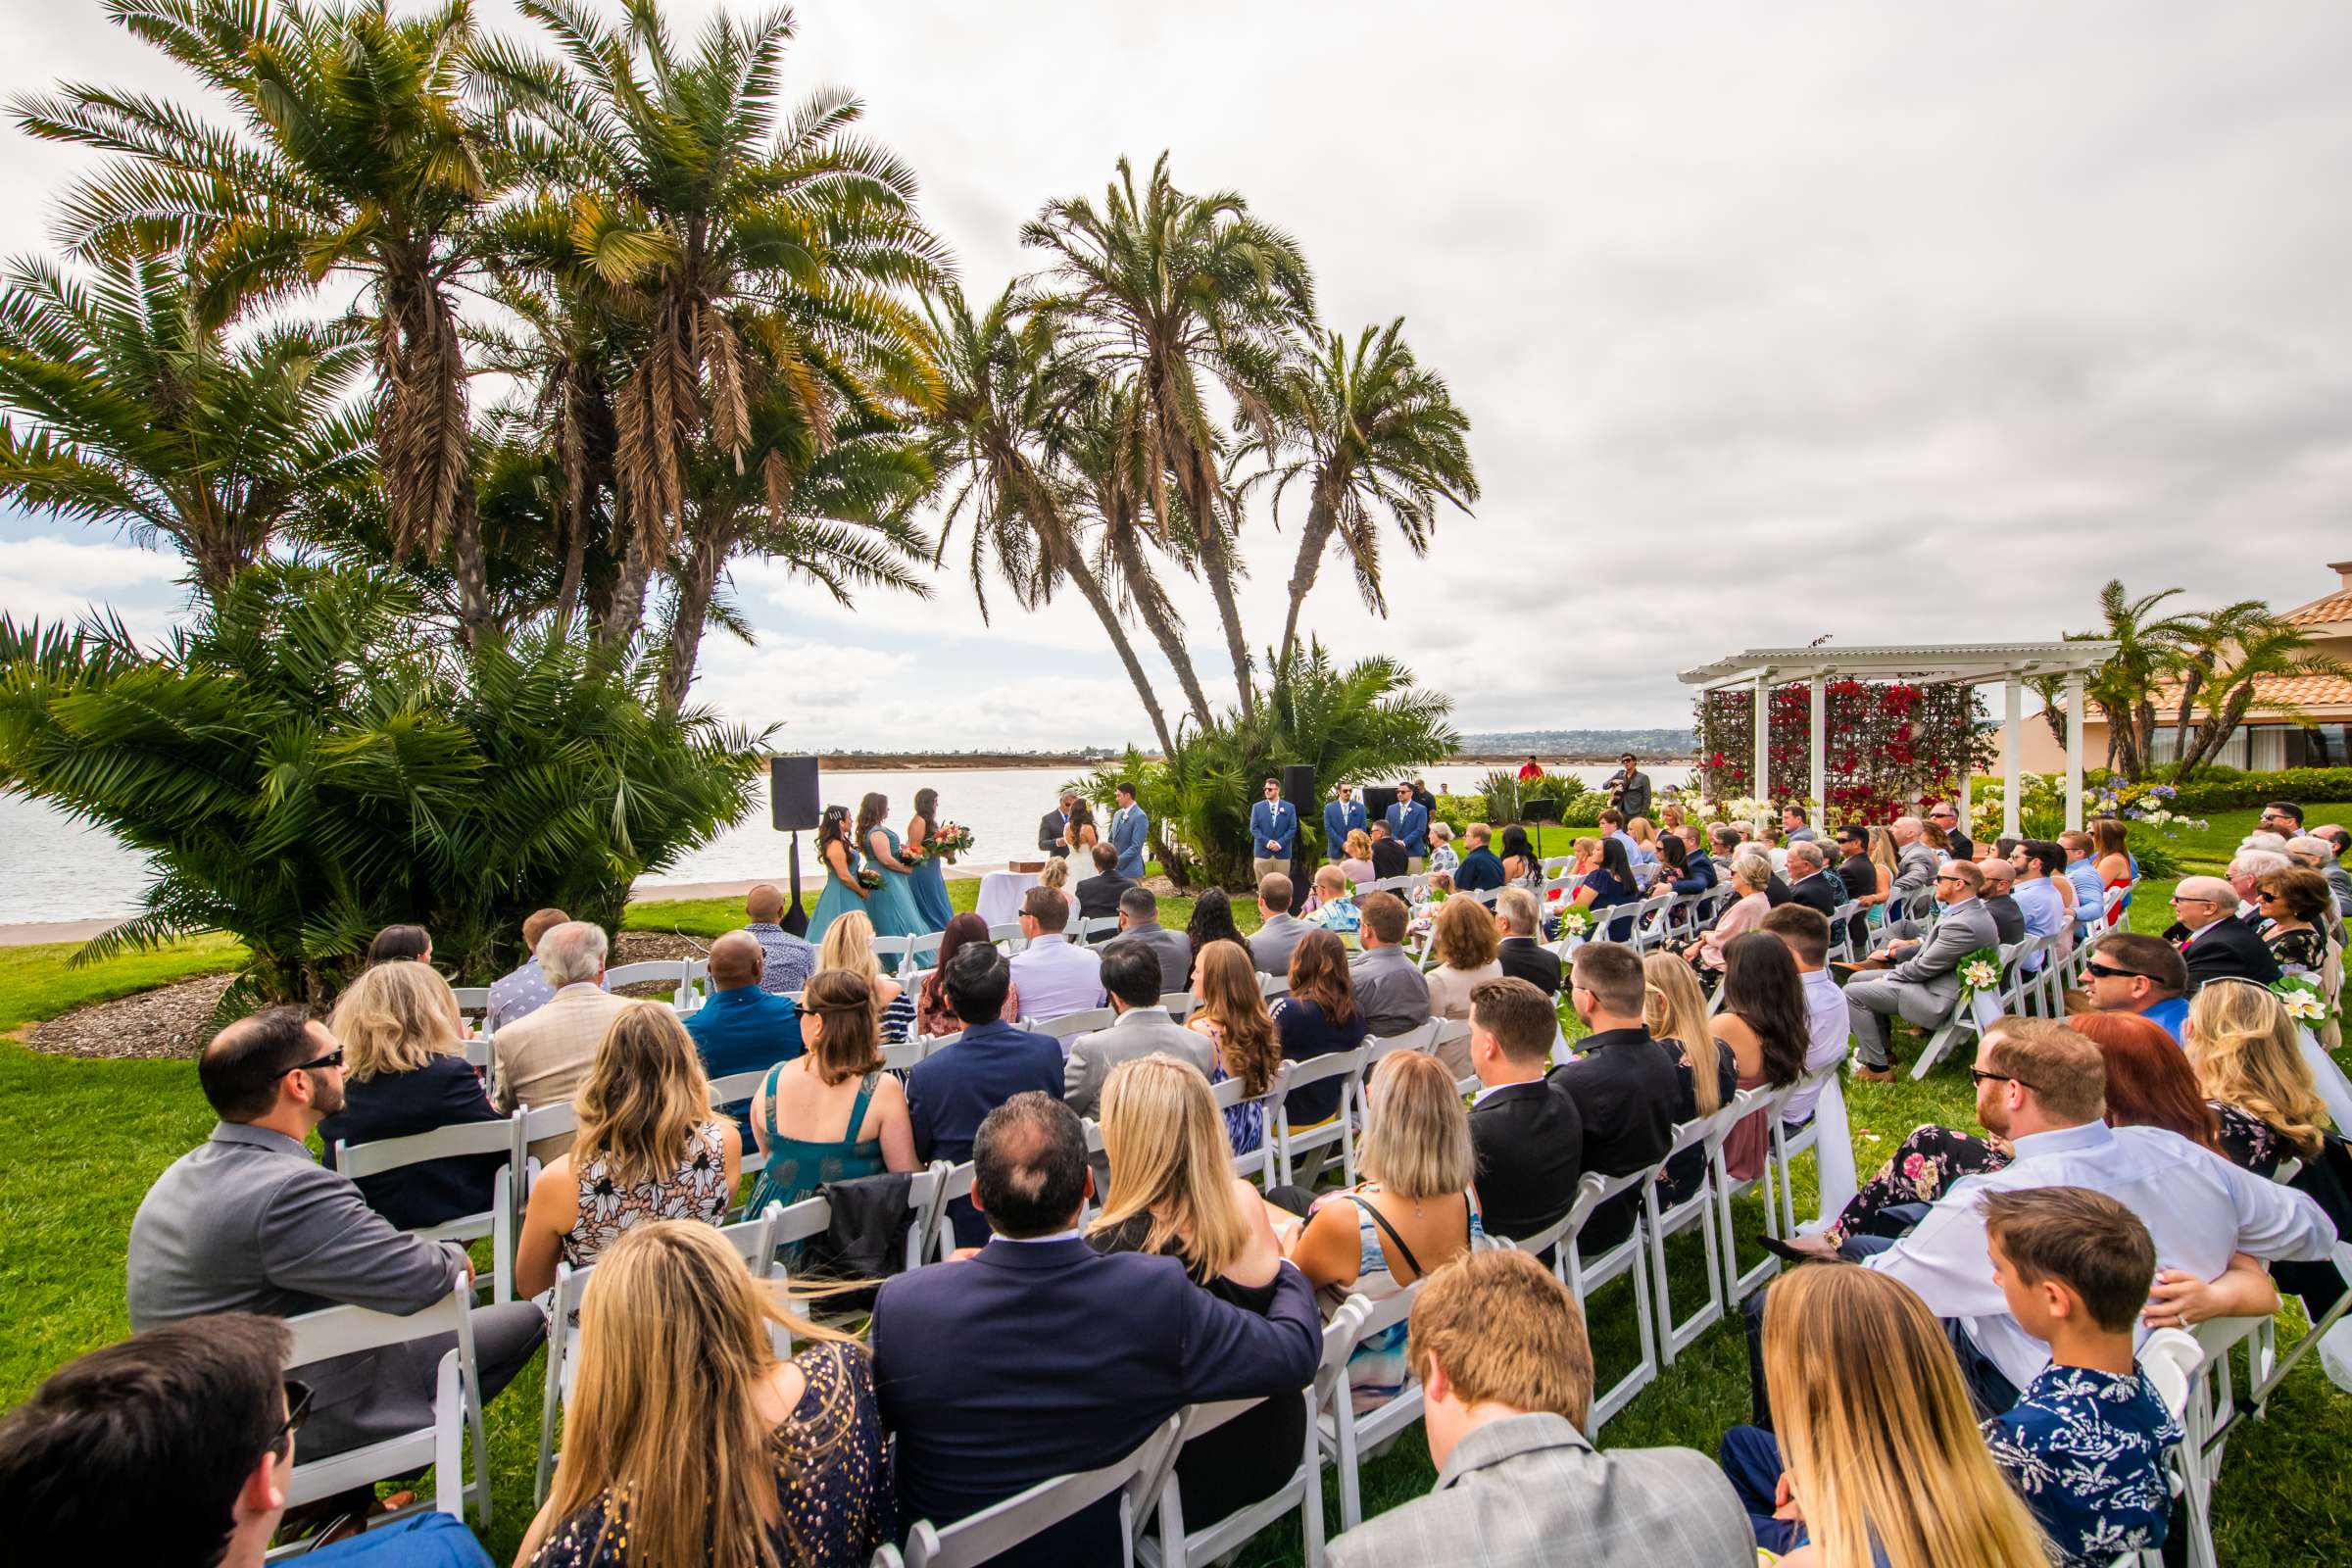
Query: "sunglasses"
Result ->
[[286, 1048, 343, 1075], [2083, 960, 2150, 982], [270, 1378, 314, 1454], [1968, 1068, 2039, 1094]]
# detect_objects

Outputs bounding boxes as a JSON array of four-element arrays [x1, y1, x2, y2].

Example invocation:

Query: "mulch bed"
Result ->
[[20, 930, 716, 1060]]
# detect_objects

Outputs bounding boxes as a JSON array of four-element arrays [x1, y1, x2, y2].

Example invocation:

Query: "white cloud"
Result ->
[[0, 535, 188, 640]]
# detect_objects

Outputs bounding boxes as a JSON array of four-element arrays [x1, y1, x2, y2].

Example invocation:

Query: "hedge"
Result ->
[[2156, 767, 2352, 812]]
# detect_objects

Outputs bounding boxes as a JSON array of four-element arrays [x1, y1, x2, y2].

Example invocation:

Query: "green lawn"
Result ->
[[4, 807, 2349, 1562]]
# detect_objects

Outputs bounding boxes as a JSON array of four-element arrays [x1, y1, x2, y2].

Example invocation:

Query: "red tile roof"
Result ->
[[2148, 673, 2352, 714], [2285, 590, 2352, 627]]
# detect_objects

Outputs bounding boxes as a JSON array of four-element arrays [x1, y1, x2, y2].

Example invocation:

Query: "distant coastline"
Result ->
[[798, 752, 1696, 770]]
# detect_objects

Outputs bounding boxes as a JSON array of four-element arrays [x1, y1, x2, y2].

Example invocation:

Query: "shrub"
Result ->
[[2161, 767, 2352, 812]]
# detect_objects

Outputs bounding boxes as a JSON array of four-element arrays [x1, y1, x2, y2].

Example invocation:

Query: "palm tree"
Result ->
[[1236, 318, 1478, 668], [1023, 152, 1314, 718], [2170, 609, 2352, 779], [17, 0, 503, 638], [923, 285, 1177, 755], [2067, 580, 2202, 778], [0, 248, 370, 596], [475, 0, 952, 649]]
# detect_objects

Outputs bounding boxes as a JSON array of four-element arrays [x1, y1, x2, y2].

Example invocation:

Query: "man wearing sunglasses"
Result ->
[[2160, 875, 2281, 990], [128, 1007, 546, 1487], [1844, 858, 1998, 1081], [2078, 932, 2193, 1042], [1926, 800, 1974, 865]]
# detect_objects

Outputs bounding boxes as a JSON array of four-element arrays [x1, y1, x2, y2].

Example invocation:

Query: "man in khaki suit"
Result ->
[[490, 920, 634, 1157]]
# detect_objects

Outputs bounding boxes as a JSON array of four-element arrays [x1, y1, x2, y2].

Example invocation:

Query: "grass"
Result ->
[[3, 806, 2349, 1562]]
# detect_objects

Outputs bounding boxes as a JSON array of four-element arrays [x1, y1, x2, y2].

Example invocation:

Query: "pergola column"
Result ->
[[1808, 674, 1827, 831], [2002, 673, 2023, 841], [1752, 672, 1770, 805], [2064, 670, 2085, 831]]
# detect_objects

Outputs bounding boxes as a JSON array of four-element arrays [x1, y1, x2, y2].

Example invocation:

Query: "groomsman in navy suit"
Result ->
[[1387, 782, 1431, 871], [1323, 783, 1367, 862], [1109, 780, 1150, 879], [1250, 776, 1299, 881]]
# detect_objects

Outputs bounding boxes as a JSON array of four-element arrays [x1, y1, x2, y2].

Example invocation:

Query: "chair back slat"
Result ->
[[897, 1413, 1182, 1568]]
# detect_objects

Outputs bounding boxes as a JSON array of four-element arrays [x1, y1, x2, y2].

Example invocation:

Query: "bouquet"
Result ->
[[857, 868, 884, 891], [2272, 973, 2336, 1031], [1956, 947, 2002, 996], [932, 822, 975, 859], [1553, 906, 1593, 939]]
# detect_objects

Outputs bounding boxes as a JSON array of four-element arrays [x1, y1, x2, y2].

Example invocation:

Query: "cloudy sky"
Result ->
[[5, 1, 2350, 750]]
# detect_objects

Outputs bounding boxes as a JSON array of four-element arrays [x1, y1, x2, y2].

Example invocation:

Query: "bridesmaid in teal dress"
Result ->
[[806, 805, 868, 949], [855, 792, 925, 944], [906, 787, 956, 933]]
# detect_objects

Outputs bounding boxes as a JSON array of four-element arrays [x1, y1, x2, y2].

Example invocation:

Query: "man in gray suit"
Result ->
[[1064, 945, 1218, 1118], [1250, 871, 1310, 976], [1886, 814, 1941, 918], [1845, 858, 1999, 1080], [126, 1006, 546, 1466], [1328, 1250, 1750, 1568], [1102, 886, 1193, 996], [1348, 892, 1432, 1038]]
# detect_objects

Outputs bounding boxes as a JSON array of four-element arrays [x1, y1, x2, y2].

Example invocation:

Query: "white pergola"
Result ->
[[1676, 641, 2120, 837]]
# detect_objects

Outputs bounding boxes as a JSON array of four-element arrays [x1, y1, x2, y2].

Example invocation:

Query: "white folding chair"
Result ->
[[1825, 901, 1860, 963], [2169, 1315, 2273, 1568], [1031, 1007, 1115, 1045], [451, 985, 491, 1017], [1625, 891, 1678, 953], [603, 958, 694, 1007], [1145, 1299, 1365, 1568], [1714, 1085, 1793, 1304], [882, 1036, 931, 1071], [875, 1411, 1184, 1568], [1271, 1046, 1367, 1188], [1212, 1062, 1293, 1189], [1316, 1284, 1428, 1531], [987, 921, 1028, 954], [1557, 1168, 1658, 1431], [1347, 1020, 1441, 1142], [924, 1160, 980, 1264], [1076, 915, 1124, 947], [906, 931, 948, 970], [333, 1119, 521, 1303], [1258, 972, 1291, 999], [276, 1275, 487, 1544], [1429, 1018, 1477, 1095], [869, 935, 916, 972], [1769, 1061, 1857, 1236], [1157, 991, 1196, 1019], [1642, 1100, 1747, 1362]]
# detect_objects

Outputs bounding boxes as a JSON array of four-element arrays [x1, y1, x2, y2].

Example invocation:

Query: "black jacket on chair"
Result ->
[[1468, 1079, 1584, 1247], [2166, 916, 2284, 990], [1497, 935, 1563, 995]]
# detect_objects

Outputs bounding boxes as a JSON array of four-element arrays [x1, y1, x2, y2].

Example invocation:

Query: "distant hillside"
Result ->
[[1459, 728, 1693, 759]]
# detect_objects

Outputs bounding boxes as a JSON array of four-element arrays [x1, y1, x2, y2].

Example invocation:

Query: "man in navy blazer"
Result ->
[[906, 944, 1064, 1248], [872, 1093, 1321, 1564], [1250, 776, 1299, 881], [1452, 823, 1507, 893], [1109, 779, 1151, 879], [1323, 783, 1367, 862], [1386, 782, 1431, 870]]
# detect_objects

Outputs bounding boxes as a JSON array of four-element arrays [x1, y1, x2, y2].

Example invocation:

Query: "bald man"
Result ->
[[744, 883, 817, 995], [683, 929, 806, 1140], [2162, 875, 2281, 991]]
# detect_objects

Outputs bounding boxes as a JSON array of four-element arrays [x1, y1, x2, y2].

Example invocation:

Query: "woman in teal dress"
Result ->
[[906, 786, 956, 933], [744, 971, 917, 1214], [856, 792, 925, 943], [806, 805, 868, 949]]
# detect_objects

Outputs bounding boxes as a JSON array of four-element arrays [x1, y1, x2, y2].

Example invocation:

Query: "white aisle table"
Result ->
[[976, 868, 1042, 927]]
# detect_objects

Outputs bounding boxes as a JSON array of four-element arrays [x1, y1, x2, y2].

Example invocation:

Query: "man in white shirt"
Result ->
[[1005, 886, 1104, 1021], [1759, 904, 1847, 1126], [1849, 1017, 2334, 1414], [484, 906, 593, 1032]]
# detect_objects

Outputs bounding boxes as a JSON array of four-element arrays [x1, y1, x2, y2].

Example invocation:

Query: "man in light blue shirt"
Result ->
[[1322, 784, 1367, 863], [2009, 841, 2069, 973], [1385, 783, 1430, 871], [1109, 780, 1150, 880], [1250, 776, 1298, 880], [2062, 830, 2108, 940], [683, 931, 804, 1140]]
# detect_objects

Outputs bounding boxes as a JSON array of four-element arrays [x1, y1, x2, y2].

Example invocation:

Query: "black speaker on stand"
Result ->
[[1281, 764, 1318, 913], [1522, 798, 1561, 860], [769, 756, 823, 936]]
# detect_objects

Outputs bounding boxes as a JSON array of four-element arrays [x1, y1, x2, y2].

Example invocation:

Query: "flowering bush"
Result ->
[[1693, 679, 1995, 825]]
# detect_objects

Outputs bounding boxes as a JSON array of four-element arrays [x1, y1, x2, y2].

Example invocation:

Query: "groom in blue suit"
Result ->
[[1250, 776, 1298, 880], [1109, 780, 1149, 879], [1386, 782, 1431, 870], [1322, 783, 1367, 862]]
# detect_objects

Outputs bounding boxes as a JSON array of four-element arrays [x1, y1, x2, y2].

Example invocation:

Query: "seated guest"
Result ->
[[906, 945, 1064, 1249], [745, 968, 918, 1211], [2011, 841, 2072, 964], [1327, 1250, 1750, 1568], [1553, 943, 1681, 1253], [2186, 979, 2333, 1177], [127, 1008, 545, 1466], [2229, 847, 2291, 915], [817, 910, 916, 1043], [1273, 1053, 1487, 1410], [2060, 830, 2108, 939], [1424, 895, 1504, 1042], [492, 920, 636, 1156], [1338, 828, 1378, 887], [681, 930, 805, 1140], [519, 1221, 889, 1568], [485, 906, 589, 1032], [2164, 875, 2282, 988], [1452, 823, 1506, 893], [1250, 872, 1310, 976], [1977, 855, 2027, 944], [1038, 854, 1071, 894], [1494, 887, 1562, 994], [2284, 836, 2351, 945], [1572, 835, 1642, 940], [1075, 840, 1134, 921], [1349, 891, 1434, 1038], [1368, 819, 1410, 881], [2306, 823, 2352, 916], [1104, 886, 1194, 997], [1721, 1264, 2052, 1562], [1184, 888, 1249, 989], [1978, 1188, 2181, 1567], [320, 959, 504, 1231], [1844, 859, 1996, 1082], [2260, 799, 2307, 838], [1304, 863, 1363, 932], [514, 1004, 739, 1298], [1642, 953, 1735, 1201], [1709, 930, 1809, 1181], [1188, 939, 1285, 1157], [1065, 944, 1216, 1119], [1465, 978, 1582, 1247], [1758, 905, 1849, 1128], [1887, 813, 1941, 915], [1427, 819, 1460, 874], [1652, 831, 1690, 896], [1671, 822, 1719, 894], [2254, 865, 2331, 975], [872, 1094, 1319, 1564], [1830, 823, 1880, 953], [1273, 930, 1372, 1128], [1782, 840, 1838, 917], [1680, 852, 1773, 973], [743, 882, 818, 995], [2081, 931, 2191, 1041], [367, 923, 431, 964], [1006, 887, 1104, 1018], [915, 912, 1017, 1037], [1087, 1055, 1301, 1528]]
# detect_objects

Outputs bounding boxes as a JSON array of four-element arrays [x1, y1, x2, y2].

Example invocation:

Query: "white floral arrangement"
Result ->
[[1554, 906, 1593, 938], [2272, 973, 2336, 1030], [1957, 947, 2002, 995]]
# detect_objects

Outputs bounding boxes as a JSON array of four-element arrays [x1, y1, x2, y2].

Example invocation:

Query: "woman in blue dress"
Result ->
[[806, 805, 867, 949], [856, 792, 925, 945], [905, 786, 956, 933]]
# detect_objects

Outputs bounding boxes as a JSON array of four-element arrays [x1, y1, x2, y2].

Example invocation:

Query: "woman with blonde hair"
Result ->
[[1037, 853, 1071, 892], [747, 968, 918, 1212], [1187, 940, 1283, 1156], [1339, 828, 1377, 887], [1273, 1051, 1487, 1409], [1642, 952, 1726, 1118], [2187, 978, 2332, 1175], [321, 958, 503, 1229], [816, 908, 916, 1043], [517, 1220, 890, 1568], [1863, 825, 1900, 921], [1089, 1055, 1297, 1524], [514, 1004, 740, 1299], [1719, 1264, 2050, 1566]]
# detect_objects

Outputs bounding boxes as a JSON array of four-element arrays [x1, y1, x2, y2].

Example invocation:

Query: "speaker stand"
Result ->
[[782, 832, 810, 937]]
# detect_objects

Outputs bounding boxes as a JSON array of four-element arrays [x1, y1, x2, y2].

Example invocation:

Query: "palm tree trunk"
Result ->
[[449, 499, 493, 649], [1107, 523, 1213, 727], [1277, 482, 1341, 670], [553, 518, 587, 630], [596, 545, 656, 650], [658, 528, 725, 721], [1066, 564, 1174, 755], [1192, 509, 1254, 716]]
